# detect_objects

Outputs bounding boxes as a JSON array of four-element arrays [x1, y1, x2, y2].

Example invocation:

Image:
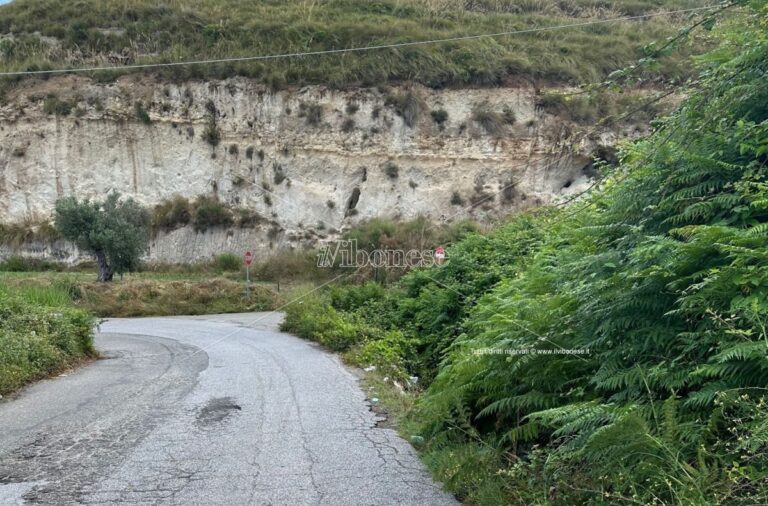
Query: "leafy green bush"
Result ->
[[313, 309, 368, 351], [151, 194, 192, 233], [215, 253, 241, 272], [281, 294, 370, 352], [192, 195, 233, 232], [329, 282, 385, 311], [344, 329, 414, 380], [430, 109, 449, 125], [0, 289, 94, 395]]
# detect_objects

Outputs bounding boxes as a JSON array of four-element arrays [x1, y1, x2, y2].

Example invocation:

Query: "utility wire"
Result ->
[[0, 6, 718, 77]]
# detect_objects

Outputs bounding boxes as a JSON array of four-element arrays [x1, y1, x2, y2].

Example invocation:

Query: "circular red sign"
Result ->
[[244, 251, 253, 265]]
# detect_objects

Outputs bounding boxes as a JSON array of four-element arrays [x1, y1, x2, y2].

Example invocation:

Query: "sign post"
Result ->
[[244, 251, 253, 298]]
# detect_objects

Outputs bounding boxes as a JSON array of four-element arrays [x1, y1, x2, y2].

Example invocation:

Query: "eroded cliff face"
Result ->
[[0, 75, 642, 262]]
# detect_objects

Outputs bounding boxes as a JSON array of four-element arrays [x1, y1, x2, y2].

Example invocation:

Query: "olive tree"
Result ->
[[54, 193, 150, 282]]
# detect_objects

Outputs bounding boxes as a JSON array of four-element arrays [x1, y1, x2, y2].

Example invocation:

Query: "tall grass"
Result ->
[[0, 0, 710, 88], [0, 282, 73, 307], [0, 273, 282, 317], [0, 285, 95, 395]]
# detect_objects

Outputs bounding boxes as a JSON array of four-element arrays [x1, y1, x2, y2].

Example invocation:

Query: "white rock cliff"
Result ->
[[0, 75, 640, 263]]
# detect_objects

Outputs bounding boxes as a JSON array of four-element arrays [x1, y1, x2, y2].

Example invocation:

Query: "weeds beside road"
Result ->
[[0, 287, 95, 396], [0, 271, 285, 395]]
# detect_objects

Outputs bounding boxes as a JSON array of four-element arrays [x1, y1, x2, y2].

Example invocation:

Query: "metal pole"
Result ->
[[246, 264, 251, 299]]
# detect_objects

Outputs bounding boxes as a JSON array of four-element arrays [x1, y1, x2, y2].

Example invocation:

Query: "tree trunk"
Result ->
[[95, 251, 113, 282]]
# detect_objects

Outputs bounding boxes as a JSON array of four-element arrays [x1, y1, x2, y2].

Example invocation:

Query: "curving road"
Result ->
[[0, 313, 457, 505]]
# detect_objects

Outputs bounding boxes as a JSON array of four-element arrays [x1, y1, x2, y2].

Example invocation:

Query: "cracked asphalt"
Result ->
[[0, 313, 458, 505]]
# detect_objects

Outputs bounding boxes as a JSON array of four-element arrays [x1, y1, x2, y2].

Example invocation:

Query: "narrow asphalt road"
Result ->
[[0, 313, 457, 505]]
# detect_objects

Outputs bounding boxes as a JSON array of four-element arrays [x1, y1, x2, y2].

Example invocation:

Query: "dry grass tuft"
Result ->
[[76, 279, 280, 317]]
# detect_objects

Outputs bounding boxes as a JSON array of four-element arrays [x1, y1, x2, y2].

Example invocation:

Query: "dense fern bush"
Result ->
[[411, 3, 768, 504], [278, 4, 768, 503]]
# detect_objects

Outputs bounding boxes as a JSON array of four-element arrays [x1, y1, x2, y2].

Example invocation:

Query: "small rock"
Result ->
[[410, 435, 425, 446], [363, 365, 377, 372], [408, 376, 419, 385], [370, 397, 379, 404]]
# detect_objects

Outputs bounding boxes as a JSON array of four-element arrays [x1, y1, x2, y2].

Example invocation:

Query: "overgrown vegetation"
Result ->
[[383, 161, 399, 179], [430, 109, 448, 125], [72, 278, 278, 317], [42, 94, 74, 115], [0, 220, 61, 247], [537, 89, 666, 125], [471, 103, 515, 136], [192, 195, 234, 232], [281, 5, 768, 503], [0, 284, 94, 395], [151, 194, 261, 235], [0, 274, 280, 318], [0, 0, 710, 88], [134, 101, 151, 124], [202, 118, 221, 146], [0, 256, 70, 272], [298, 102, 323, 126], [385, 90, 424, 127]]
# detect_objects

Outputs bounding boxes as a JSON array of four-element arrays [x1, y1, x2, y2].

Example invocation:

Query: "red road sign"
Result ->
[[435, 246, 445, 265], [244, 251, 253, 266]]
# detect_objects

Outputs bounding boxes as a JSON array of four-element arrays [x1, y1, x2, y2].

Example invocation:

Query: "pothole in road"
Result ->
[[366, 399, 393, 429], [196, 397, 242, 427]]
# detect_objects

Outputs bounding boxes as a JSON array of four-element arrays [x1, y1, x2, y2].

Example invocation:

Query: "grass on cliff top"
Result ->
[[0, 0, 713, 89]]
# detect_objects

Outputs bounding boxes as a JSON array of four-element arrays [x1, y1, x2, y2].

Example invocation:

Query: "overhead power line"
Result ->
[[0, 6, 719, 77]]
